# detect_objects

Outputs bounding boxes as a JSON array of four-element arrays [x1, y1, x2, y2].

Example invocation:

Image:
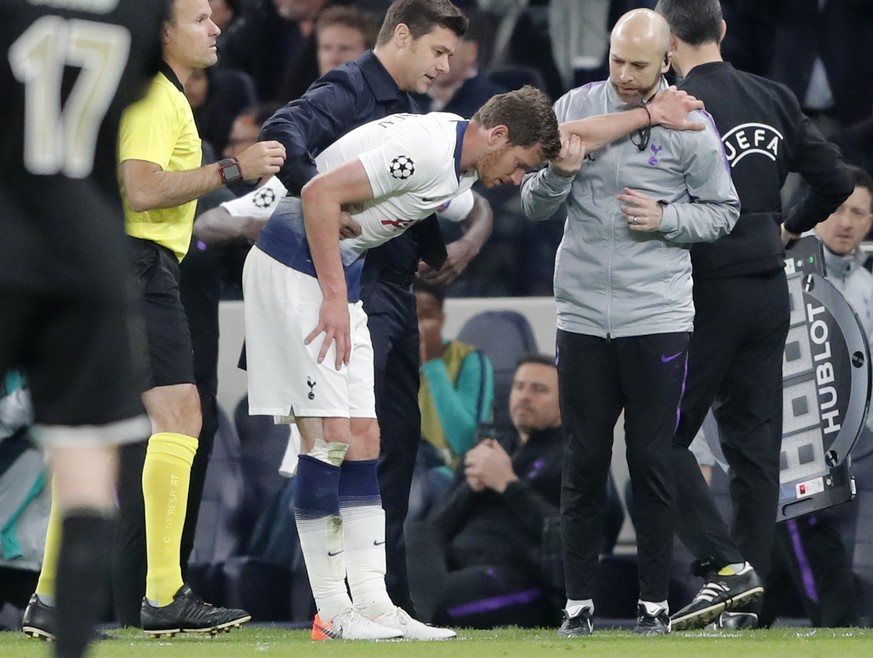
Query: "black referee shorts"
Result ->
[[129, 237, 195, 389]]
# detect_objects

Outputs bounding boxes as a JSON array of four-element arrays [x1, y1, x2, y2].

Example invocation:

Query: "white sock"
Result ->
[[566, 599, 594, 616], [296, 514, 352, 621], [293, 445, 351, 621], [639, 599, 668, 615], [341, 504, 394, 616]]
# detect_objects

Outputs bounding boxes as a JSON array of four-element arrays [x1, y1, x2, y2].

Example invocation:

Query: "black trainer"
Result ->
[[556, 607, 593, 637], [634, 604, 671, 635], [670, 564, 764, 631], [140, 584, 251, 638], [21, 594, 54, 641]]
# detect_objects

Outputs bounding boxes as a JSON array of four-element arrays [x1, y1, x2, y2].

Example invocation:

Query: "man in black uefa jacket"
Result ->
[[655, 0, 854, 630]]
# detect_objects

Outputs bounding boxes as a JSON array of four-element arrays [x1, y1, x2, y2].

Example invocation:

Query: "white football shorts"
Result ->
[[242, 246, 376, 420]]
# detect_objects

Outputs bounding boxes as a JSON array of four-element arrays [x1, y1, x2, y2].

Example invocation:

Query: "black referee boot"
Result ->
[[140, 584, 250, 638]]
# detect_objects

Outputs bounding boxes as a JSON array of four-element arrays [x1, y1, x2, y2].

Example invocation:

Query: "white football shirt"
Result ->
[[224, 112, 476, 270]]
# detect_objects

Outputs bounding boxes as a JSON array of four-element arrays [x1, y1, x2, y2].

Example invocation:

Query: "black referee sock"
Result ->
[[54, 511, 116, 658]]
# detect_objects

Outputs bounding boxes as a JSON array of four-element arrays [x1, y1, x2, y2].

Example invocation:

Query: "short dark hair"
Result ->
[[317, 5, 380, 51], [376, 0, 468, 46], [516, 353, 556, 370], [166, 0, 180, 25], [412, 277, 446, 307], [655, 0, 722, 46], [472, 86, 561, 160], [847, 165, 873, 209]]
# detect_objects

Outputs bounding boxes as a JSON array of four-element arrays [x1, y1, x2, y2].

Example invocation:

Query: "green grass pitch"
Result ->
[[3, 626, 873, 658]]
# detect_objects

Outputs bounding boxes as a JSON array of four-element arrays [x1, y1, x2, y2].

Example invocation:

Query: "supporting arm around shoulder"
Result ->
[[560, 87, 705, 153]]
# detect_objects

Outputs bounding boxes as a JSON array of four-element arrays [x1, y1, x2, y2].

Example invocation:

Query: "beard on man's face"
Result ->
[[611, 71, 661, 104]]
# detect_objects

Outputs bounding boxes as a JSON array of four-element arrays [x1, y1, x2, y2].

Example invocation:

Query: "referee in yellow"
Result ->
[[114, 0, 284, 635]]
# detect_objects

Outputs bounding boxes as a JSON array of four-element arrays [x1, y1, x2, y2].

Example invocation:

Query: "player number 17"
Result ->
[[8, 15, 130, 178]]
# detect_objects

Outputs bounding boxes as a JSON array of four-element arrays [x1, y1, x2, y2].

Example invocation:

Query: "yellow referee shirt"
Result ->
[[119, 68, 201, 262]]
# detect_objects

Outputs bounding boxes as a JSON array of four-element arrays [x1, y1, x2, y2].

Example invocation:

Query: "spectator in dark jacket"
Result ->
[[407, 355, 565, 628]]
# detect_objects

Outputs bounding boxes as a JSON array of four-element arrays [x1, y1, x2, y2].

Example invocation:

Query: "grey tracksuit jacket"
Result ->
[[521, 79, 740, 338]]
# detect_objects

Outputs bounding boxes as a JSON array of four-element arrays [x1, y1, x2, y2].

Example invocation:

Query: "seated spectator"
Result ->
[[223, 103, 283, 163], [219, 0, 372, 103], [210, 0, 243, 33], [314, 5, 380, 78], [408, 279, 495, 520], [418, 10, 559, 298], [813, 165, 873, 337], [185, 66, 257, 155], [0, 370, 30, 440], [406, 355, 564, 628], [0, 371, 44, 605], [409, 9, 517, 297]]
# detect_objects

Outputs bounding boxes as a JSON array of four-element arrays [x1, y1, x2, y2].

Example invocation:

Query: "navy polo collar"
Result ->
[[358, 51, 404, 102], [159, 61, 184, 93], [454, 120, 469, 181]]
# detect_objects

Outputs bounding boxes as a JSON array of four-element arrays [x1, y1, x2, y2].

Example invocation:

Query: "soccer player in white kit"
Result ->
[[241, 86, 561, 640]]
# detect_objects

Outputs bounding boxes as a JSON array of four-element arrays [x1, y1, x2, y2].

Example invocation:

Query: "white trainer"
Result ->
[[372, 607, 457, 640], [311, 610, 402, 640]]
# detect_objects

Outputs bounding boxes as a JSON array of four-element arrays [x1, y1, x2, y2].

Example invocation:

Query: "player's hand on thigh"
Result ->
[[305, 298, 351, 369]]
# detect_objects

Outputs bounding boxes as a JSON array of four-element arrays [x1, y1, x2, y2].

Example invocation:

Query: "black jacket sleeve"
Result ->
[[781, 89, 854, 234], [429, 483, 476, 539], [501, 479, 559, 542], [259, 69, 367, 194]]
